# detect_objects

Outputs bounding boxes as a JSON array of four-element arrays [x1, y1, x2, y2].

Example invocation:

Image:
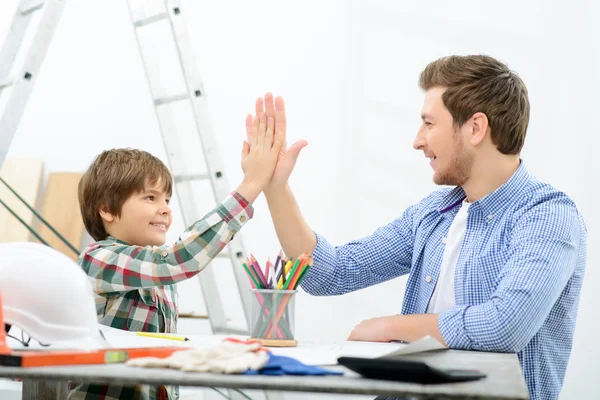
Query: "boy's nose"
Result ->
[[159, 205, 171, 215]]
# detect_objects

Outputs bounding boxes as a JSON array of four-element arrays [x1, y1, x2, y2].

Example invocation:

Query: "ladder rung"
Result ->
[[133, 12, 168, 28], [154, 93, 187, 106], [20, 0, 45, 15], [173, 173, 209, 183], [178, 313, 209, 319], [213, 326, 249, 336], [0, 77, 16, 90]]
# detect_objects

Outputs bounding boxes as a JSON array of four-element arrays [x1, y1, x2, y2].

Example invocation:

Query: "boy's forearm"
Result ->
[[264, 184, 317, 259], [235, 179, 262, 204], [85, 194, 253, 293]]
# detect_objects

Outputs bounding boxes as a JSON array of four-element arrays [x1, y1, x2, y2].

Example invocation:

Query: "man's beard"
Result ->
[[433, 134, 474, 186]]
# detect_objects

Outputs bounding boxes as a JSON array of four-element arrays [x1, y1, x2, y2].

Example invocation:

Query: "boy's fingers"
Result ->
[[264, 93, 275, 120], [257, 112, 266, 147], [255, 97, 264, 118], [251, 115, 259, 147], [271, 130, 284, 156], [265, 117, 274, 147]]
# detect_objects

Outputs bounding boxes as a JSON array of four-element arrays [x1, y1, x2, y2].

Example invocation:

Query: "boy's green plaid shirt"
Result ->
[[68, 192, 253, 400]]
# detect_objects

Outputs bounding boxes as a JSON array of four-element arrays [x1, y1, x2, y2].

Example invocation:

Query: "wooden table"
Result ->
[[0, 348, 528, 399]]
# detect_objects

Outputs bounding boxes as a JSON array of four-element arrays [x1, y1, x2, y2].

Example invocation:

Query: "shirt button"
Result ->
[[441, 237, 447, 244], [425, 276, 432, 283], [162, 250, 169, 257], [240, 215, 247, 222], [487, 214, 494, 220]]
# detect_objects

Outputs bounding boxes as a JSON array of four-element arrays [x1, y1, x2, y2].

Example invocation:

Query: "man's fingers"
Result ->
[[275, 96, 287, 148], [245, 114, 253, 143], [265, 116, 274, 147], [285, 140, 308, 164], [241, 141, 250, 159]]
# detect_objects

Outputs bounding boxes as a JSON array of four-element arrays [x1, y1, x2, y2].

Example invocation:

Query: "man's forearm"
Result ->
[[264, 184, 317, 259], [388, 314, 446, 345]]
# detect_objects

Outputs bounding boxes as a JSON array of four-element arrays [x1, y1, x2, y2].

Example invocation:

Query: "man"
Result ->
[[249, 55, 586, 400]]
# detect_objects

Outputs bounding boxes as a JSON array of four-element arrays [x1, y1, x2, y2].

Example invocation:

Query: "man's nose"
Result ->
[[413, 126, 426, 150]]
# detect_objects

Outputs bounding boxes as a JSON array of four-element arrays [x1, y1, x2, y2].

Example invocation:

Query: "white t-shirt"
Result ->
[[427, 200, 471, 314]]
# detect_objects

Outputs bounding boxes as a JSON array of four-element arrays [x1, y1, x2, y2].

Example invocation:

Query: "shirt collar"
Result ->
[[103, 236, 130, 246], [438, 160, 532, 217]]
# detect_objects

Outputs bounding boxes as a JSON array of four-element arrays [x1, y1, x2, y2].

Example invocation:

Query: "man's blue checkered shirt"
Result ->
[[301, 162, 586, 400]]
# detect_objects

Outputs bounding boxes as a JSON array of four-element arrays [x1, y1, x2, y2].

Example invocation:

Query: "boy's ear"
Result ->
[[99, 206, 115, 223]]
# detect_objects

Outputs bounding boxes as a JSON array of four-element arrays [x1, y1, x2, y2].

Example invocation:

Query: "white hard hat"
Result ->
[[0, 242, 102, 345]]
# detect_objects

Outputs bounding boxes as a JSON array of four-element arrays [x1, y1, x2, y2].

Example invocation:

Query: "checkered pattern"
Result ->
[[69, 192, 253, 400], [302, 162, 586, 400]]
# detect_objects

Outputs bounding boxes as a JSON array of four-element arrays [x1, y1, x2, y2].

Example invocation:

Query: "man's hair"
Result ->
[[78, 148, 173, 241], [419, 55, 530, 155]]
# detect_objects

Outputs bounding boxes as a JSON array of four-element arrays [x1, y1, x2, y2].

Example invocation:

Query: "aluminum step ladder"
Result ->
[[0, 0, 254, 336]]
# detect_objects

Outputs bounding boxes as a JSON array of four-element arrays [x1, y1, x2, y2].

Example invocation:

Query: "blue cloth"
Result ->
[[301, 161, 587, 400], [246, 353, 343, 376]]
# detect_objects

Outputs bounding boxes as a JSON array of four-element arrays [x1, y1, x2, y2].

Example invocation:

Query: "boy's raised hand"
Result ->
[[246, 93, 308, 191], [237, 111, 283, 203]]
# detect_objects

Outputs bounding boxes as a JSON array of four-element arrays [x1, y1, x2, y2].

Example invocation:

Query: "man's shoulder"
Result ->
[[511, 177, 581, 220], [413, 187, 455, 212]]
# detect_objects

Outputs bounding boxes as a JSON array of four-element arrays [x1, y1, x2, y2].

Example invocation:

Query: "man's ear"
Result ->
[[99, 206, 115, 223], [469, 112, 489, 146]]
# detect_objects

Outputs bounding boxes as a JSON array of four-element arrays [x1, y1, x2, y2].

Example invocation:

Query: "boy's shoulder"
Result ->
[[83, 236, 143, 252], [78, 236, 147, 269], [79, 236, 128, 257]]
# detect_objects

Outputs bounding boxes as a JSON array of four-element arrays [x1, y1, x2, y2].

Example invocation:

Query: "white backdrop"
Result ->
[[0, 1, 597, 399]]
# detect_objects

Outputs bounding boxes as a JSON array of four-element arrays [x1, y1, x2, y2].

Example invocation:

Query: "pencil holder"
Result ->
[[249, 289, 297, 347]]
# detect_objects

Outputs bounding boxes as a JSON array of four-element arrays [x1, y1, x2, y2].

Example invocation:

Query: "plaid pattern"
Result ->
[[302, 162, 586, 400], [69, 192, 253, 400]]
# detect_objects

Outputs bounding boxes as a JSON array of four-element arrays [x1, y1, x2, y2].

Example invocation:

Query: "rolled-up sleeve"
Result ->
[[300, 203, 418, 296], [439, 200, 583, 352]]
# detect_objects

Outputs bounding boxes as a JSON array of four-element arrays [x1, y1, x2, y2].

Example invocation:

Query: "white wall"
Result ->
[[0, 0, 597, 399]]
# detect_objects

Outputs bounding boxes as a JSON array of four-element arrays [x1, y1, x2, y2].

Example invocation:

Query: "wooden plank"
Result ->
[[22, 380, 68, 400], [0, 158, 44, 242], [37, 172, 84, 261]]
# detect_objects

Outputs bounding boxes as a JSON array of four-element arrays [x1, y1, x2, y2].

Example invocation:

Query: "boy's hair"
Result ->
[[78, 149, 173, 241], [419, 55, 530, 155]]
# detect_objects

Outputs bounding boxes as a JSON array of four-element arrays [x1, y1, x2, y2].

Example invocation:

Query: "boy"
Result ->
[[69, 112, 282, 399]]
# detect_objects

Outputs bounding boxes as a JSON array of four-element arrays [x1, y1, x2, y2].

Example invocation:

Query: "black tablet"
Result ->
[[338, 356, 487, 384]]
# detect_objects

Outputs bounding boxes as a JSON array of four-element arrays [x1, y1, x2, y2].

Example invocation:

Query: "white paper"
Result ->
[[269, 340, 404, 365], [7, 323, 446, 366], [268, 336, 446, 366], [382, 335, 447, 358]]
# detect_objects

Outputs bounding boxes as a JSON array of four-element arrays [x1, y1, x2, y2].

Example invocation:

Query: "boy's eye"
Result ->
[[145, 195, 154, 201], [166, 199, 171, 205]]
